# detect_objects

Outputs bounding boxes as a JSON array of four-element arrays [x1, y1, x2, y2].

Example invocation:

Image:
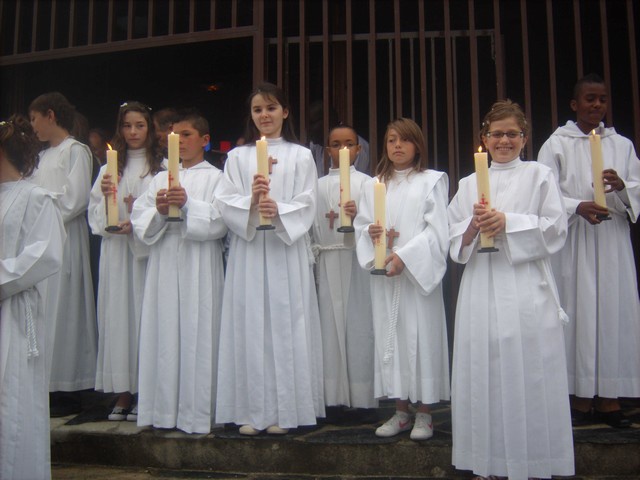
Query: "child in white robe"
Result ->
[[538, 74, 640, 428], [354, 118, 450, 441], [131, 110, 227, 434], [311, 125, 376, 412], [1, 115, 66, 480], [216, 83, 324, 435], [28, 92, 97, 415], [449, 100, 574, 480], [89, 101, 165, 421]]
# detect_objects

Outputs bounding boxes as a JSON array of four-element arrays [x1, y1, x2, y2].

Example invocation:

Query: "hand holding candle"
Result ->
[[474, 147, 498, 252], [104, 148, 122, 232], [256, 136, 275, 230], [372, 178, 387, 274], [166, 132, 183, 222], [337, 146, 355, 233]]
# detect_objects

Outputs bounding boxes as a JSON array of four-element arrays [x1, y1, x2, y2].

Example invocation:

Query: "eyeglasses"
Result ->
[[327, 144, 359, 150], [485, 131, 524, 139]]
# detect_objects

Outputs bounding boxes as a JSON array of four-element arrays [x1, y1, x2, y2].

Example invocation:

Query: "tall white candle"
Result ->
[[339, 146, 352, 230], [167, 132, 180, 218], [256, 136, 272, 228], [589, 130, 607, 209], [474, 147, 496, 250], [106, 149, 119, 227], [373, 178, 387, 271]]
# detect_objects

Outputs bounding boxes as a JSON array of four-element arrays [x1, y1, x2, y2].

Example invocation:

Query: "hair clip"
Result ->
[[0, 120, 12, 126], [120, 102, 128, 108]]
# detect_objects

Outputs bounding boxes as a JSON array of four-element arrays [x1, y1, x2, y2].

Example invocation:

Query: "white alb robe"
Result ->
[[1, 180, 66, 480], [216, 139, 325, 430], [538, 121, 640, 398], [29, 136, 97, 391], [354, 169, 450, 403], [89, 148, 157, 394], [311, 167, 376, 408], [131, 161, 227, 434], [449, 158, 574, 480]]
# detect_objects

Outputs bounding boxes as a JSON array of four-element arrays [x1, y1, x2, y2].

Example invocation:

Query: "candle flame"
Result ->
[[478, 146, 483, 153], [261, 136, 266, 141], [107, 143, 113, 151], [341, 146, 349, 150], [591, 129, 596, 136]]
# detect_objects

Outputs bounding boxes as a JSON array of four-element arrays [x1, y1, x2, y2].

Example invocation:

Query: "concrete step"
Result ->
[[50, 394, 640, 479]]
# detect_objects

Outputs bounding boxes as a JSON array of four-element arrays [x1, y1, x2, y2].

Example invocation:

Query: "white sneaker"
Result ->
[[108, 406, 128, 421], [375, 411, 412, 437], [126, 404, 138, 422], [410, 412, 433, 440], [266, 425, 289, 435], [239, 425, 262, 436]]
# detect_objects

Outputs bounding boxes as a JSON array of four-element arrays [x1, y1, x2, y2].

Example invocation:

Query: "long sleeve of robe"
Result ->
[[88, 149, 157, 394], [1, 180, 65, 480], [538, 121, 640, 398], [28, 137, 97, 391], [130, 161, 227, 434], [311, 167, 376, 408], [216, 139, 325, 430], [448, 158, 574, 480], [354, 169, 450, 403]]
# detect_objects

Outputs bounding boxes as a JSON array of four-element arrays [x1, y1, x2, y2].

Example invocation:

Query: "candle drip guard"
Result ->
[[257, 224, 275, 231], [337, 226, 355, 233], [105, 225, 123, 232]]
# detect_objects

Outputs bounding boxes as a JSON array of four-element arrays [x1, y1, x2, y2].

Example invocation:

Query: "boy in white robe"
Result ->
[[1, 115, 66, 480], [449, 100, 574, 480], [311, 125, 376, 412], [131, 111, 227, 434], [538, 74, 640, 428]]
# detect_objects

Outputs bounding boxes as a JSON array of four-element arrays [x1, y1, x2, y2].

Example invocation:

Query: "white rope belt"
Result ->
[[25, 290, 39, 358], [383, 276, 402, 364], [536, 259, 569, 325]]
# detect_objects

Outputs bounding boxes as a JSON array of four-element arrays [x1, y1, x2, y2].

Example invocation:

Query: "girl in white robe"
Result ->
[[28, 92, 97, 404], [449, 100, 574, 480], [1, 115, 66, 480], [131, 112, 227, 434], [355, 118, 450, 441], [89, 102, 165, 420], [311, 125, 375, 410], [216, 83, 324, 435]]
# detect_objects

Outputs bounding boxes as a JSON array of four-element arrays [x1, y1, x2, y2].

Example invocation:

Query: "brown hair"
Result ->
[[376, 118, 427, 183], [479, 99, 529, 141], [0, 114, 41, 177], [29, 92, 77, 133], [242, 83, 298, 144]]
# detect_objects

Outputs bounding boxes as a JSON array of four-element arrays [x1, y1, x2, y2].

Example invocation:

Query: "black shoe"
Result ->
[[570, 408, 593, 427], [594, 409, 632, 428]]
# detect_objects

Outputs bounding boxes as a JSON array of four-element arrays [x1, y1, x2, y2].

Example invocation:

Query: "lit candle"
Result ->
[[106, 148, 120, 229], [167, 132, 181, 219], [474, 147, 497, 251], [337, 146, 354, 232], [589, 130, 607, 209], [373, 178, 387, 272], [256, 136, 273, 229]]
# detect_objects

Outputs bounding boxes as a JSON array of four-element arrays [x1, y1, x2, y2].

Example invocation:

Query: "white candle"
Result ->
[[256, 136, 272, 228], [474, 147, 495, 250], [106, 149, 119, 227], [589, 130, 607, 209], [373, 178, 387, 271], [339, 146, 352, 230], [167, 132, 180, 218]]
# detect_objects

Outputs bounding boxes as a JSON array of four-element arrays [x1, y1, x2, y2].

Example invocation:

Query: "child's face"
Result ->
[[571, 82, 607, 132], [386, 128, 416, 170], [121, 111, 148, 150], [327, 128, 361, 167], [29, 110, 55, 142], [251, 94, 289, 139], [482, 116, 527, 164], [173, 121, 209, 163]]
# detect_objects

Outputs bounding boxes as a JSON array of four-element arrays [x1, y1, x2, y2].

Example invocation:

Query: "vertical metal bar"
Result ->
[[452, 37, 459, 164], [88, 0, 94, 44], [299, 0, 307, 143], [468, 0, 480, 156], [148, 0, 154, 37], [393, 0, 402, 118], [127, 0, 133, 40], [322, 0, 330, 174], [492, 0, 505, 100], [107, 0, 113, 43], [189, 0, 195, 33], [418, 0, 428, 161], [430, 38, 438, 169], [546, 0, 558, 129], [169, 0, 174, 35], [409, 38, 415, 120], [50, 0, 57, 49], [68, 0, 75, 46], [277, 0, 283, 87], [444, 0, 456, 180], [520, 0, 533, 159], [13, 0, 20, 55], [388, 40, 394, 120], [573, 0, 583, 79], [252, 0, 264, 87], [0, 0, 4, 33], [211, 0, 216, 30], [232, 0, 237, 28], [31, 0, 38, 52], [368, 0, 378, 174], [627, 0, 640, 150], [345, 0, 354, 126], [599, 0, 612, 125]]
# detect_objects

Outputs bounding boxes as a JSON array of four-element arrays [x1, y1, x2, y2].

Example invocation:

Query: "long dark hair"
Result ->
[[242, 83, 298, 144], [110, 101, 164, 177], [376, 118, 427, 183], [0, 114, 41, 177]]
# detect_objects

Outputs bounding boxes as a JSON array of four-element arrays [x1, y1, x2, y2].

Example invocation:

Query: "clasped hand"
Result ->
[[471, 203, 505, 238], [156, 186, 188, 215], [251, 174, 278, 219]]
